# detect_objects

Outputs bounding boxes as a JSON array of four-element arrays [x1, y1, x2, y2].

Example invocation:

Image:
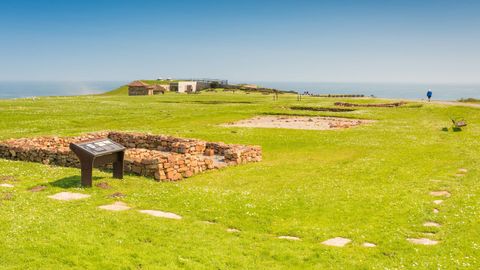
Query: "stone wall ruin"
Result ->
[[0, 132, 262, 181]]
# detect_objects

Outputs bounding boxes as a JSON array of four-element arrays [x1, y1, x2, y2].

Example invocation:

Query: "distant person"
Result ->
[[427, 89, 433, 101]]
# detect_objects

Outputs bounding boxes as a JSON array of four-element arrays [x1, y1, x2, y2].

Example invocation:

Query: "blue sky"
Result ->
[[0, 0, 479, 83]]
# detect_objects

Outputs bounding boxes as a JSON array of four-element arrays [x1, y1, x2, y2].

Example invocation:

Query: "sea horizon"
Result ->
[[0, 80, 479, 101]]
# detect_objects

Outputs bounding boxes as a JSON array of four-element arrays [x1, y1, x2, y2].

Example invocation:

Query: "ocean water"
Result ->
[[245, 82, 480, 101], [0, 81, 127, 99], [0, 81, 479, 100]]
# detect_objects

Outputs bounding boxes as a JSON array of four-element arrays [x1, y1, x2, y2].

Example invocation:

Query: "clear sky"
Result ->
[[0, 0, 479, 83]]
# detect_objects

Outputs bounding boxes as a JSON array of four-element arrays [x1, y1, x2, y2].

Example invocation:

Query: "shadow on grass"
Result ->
[[441, 127, 463, 132], [50, 175, 104, 188]]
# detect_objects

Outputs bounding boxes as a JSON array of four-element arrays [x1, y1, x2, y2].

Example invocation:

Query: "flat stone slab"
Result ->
[[0, 183, 14, 188], [48, 192, 90, 201], [321, 237, 352, 247], [362, 242, 376, 248], [433, 200, 444, 205], [227, 228, 240, 233], [458, 168, 468, 174], [423, 221, 441, 227], [98, 201, 131, 211], [430, 191, 451, 197], [407, 238, 439, 245], [278, 236, 301, 241], [138, 210, 182, 220], [433, 208, 439, 214]]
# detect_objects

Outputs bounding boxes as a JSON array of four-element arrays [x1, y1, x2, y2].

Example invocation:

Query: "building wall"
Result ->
[[128, 86, 150, 96], [159, 84, 171, 91], [177, 81, 198, 93]]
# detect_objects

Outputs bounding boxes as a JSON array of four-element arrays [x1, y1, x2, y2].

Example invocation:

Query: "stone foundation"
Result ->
[[0, 132, 262, 181]]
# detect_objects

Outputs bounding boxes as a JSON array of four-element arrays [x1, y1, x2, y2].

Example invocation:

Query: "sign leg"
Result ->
[[81, 161, 94, 187], [113, 152, 124, 179]]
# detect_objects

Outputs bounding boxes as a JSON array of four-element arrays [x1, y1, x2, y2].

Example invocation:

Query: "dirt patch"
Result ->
[[0, 175, 18, 182], [223, 116, 373, 130], [95, 182, 111, 189], [29, 185, 47, 192], [1, 192, 14, 201], [290, 106, 355, 112], [109, 192, 126, 198], [0, 183, 14, 188]]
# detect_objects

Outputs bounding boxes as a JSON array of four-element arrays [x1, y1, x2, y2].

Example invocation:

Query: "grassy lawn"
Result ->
[[0, 91, 479, 269]]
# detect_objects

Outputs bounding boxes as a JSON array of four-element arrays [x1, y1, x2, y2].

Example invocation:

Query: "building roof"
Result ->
[[128, 80, 149, 87]]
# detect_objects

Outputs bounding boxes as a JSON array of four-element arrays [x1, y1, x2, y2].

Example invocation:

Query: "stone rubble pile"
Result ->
[[0, 131, 262, 181], [334, 102, 407, 108]]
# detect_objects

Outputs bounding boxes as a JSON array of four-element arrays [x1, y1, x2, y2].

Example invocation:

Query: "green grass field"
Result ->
[[0, 90, 479, 269]]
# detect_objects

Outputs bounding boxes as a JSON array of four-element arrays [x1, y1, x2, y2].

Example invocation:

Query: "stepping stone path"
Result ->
[[0, 183, 14, 188], [433, 200, 443, 205], [430, 191, 451, 197], [278, 236, 301, 241], [48, 192, 90, 201], [138, 210, 182, 220], [98, 201, 131, 211], [433, 208, 439, 214], [407, 238, 438, 245], [362, 242, 376, 248], [227, 228, 240, 233], [423, 221, 441, 227], [29, 186, 46, 192], [321, 237, 351, 247]]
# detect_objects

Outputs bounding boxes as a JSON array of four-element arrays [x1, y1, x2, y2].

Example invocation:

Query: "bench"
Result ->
[[451, 118, 467, 128]]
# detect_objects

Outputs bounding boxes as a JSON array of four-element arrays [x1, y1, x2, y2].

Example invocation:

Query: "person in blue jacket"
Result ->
[[427, 89, 433, 101]]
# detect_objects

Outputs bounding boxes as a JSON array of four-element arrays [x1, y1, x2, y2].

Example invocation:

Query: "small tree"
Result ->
[[210, 82, 220, 89]]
